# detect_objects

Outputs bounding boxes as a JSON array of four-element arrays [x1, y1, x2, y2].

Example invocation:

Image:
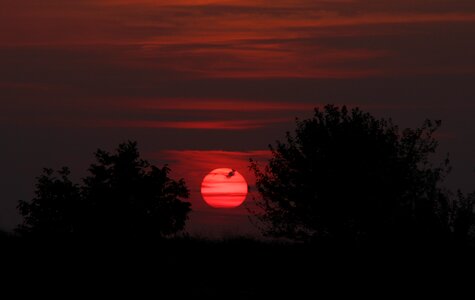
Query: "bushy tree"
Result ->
[[251, 105, 450, 245], [17, 141, 191, 238], [81, 141, 191, 237], [17, 167, 81, 235]]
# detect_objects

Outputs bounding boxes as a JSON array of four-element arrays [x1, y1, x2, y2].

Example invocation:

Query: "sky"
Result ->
[[1, 0, 475, 236]]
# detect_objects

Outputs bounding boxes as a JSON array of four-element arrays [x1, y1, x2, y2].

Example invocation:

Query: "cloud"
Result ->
[[136, 99, 317, 111], [3, 0, 474, 79], [98, 118, 291, 130]]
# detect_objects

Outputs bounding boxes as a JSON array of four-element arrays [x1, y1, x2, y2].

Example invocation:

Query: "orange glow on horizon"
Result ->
[[201, 168, 248, 208]]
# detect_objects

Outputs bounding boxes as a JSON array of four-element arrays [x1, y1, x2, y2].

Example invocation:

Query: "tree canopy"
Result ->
[[251, 105, 451, 245], [17, 141, 191, 238]]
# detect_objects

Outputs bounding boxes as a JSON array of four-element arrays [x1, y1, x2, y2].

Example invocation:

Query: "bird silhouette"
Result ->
[[226, 169, 236, 178]]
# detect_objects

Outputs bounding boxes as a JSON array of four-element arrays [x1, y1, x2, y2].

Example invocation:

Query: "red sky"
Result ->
[[1, 0, 475, 236]]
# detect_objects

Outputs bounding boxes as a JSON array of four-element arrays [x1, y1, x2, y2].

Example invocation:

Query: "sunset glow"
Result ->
[[201, 168, 248, 208], [1, 0, 475, 237]]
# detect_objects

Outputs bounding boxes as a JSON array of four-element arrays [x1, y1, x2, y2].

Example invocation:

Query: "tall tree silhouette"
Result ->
[[17, 141, 191, 238], [250, 105, 450, 245]]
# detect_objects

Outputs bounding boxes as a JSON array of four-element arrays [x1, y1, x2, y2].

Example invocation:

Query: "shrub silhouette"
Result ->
[[17, 141, 191, 238], [250, 105, 451, 245]]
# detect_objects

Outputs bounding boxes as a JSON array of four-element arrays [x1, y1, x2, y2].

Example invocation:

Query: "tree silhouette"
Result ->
[[17, 141, 191, 238], [452, 191, 475, 247], [17, 167, 81, 235], [250, 105, 450, 245]]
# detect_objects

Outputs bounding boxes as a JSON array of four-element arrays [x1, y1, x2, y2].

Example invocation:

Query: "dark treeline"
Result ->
[[15, 141, 191, 240], [3, 105, 475, 249], [2, 105, 475, 296]]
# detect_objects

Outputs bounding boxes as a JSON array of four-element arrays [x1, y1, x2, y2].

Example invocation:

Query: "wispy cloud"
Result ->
[[136, 99, 317, 111], [98, 118, 290, 130], [3, 0, 474, 79]]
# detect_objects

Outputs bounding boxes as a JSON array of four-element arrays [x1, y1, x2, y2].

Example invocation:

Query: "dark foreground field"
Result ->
[[1, 234, 474, 298]]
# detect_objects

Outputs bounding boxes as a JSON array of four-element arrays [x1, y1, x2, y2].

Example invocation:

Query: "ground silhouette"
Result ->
[[251, 105, 474, 247], [17, 141, 191, 239]]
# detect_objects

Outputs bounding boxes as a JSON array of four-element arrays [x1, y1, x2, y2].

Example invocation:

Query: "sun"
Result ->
[[200, 168, 248, 208]]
